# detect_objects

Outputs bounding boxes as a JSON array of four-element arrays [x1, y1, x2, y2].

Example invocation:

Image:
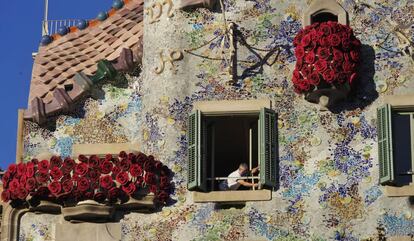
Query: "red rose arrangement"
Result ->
[[1, 152, 172, 206], [292, 21, 361, 93]]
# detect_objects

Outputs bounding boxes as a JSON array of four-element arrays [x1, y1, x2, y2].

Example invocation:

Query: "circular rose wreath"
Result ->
[[292, 21, 361, 93]]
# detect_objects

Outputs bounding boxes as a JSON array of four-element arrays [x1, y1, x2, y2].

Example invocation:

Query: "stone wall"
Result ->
[[20, 0, 414, 240]]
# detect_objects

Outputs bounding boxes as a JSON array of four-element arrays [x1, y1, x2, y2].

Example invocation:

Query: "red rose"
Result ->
[[100, 175, 114, 189], [154, 161, 163, 170], [50, 156, 63, 168], [2, 172, 10, 187], [143, 160, 155, 172], [116, 171, 129, 185], [20, 175, 27, 185], [17, 163, 27, 176], [144, 172, 156, 185], [88, 155, 100, 169], [63, 158, 76, 173], [36, 172, 49, 184], [333, 48, 344, 61], [120, 159, 131, 171], [31, 158, 39, 164], [122, 182, 136, 195], [319, 37, 329, 47], [295, 46, 305, 59], [149, 185, 157, 193], [84, 192, 94, 200], [105, 154, 113, 162], [26, 162, 35, 178], [1, 190, 10, 202], [75, 163, 88, 176], [305, 51, 316, 64], [301, 34, 311, 47], [48, 181, 62, 195], [111, 166, 121, 179], [8, 164, 17, 174], [320, 23, 331, 36], [108, 187, 119, 202], [50, 166, 63, 180], [38, 160, 50, 173], [62, 179, 74, 193], [77, 177, 90, 192], [88, 169, 100, 180], [130, 164, 142, 177], [322, 69, 336, 83], [78, 155, 88, 163], [301, 65, 311, 78], [317, 47, 330, 59], [314, 59, 328, 72], [9, 179, 19, 192], [328, 34, 341, 46], [118, 151, 127, 159], [350, 50, 360, 62], [352, 39, 361, 48], [137, 153, 148, 164], [342, 38, 351, 49], [25, 177, 37, 191], [342, 61, 355, 73], [94, 192, 106, 203], [100, 160, 113, 174], [128, 153, 137, 162], [17, 186, 28, 200], [308, 72, 320, 85], [298, 81, 310, 91]]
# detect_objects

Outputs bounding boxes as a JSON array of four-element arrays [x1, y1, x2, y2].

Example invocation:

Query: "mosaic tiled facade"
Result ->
[[18, 0, 414, 240]]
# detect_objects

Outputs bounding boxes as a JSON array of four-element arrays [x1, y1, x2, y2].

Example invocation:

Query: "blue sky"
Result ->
[[0, 0, 108, 169]]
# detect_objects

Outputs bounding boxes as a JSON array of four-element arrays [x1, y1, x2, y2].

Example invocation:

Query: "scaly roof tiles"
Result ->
[[25, 0, 144, 124]]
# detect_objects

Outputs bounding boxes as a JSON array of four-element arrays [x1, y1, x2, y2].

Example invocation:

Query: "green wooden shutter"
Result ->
[[187, 110, 206, 191], [259, 108, 278, 189], [377, 104, 394, 184]]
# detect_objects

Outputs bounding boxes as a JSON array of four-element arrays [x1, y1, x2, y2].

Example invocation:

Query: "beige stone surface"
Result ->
[[55, 223, 121, 241], [193, 190, 272, 203]]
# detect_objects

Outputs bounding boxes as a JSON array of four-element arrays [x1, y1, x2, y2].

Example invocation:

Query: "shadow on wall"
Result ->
[[330, 44, 378, 113]]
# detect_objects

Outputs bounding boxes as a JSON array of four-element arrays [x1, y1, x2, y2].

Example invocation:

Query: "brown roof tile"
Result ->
[[25, 0, 144, 124]]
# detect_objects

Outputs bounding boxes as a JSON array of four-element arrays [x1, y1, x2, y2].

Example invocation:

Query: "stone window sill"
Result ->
[[384, 184, 414, 197], [193, 190, 272, 203]]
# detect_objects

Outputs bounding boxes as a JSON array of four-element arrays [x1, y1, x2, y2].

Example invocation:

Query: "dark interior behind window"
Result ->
[[392, 112, 412, 185], [311, 12, 338, 24], [205, 115, 259, 190]]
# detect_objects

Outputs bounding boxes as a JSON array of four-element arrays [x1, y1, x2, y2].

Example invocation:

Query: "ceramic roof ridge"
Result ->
[[40, 0, 138, 47]]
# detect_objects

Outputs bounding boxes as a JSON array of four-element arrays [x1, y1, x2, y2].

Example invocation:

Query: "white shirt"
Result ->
[[227, 169, 242, 190]]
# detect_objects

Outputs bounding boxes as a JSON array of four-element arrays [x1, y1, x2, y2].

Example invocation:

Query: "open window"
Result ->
[[377, 96, 414, 197], [303, 0, 348, 27], [187, 100, 278, 202]]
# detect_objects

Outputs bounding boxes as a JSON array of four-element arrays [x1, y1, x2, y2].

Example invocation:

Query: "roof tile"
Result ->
[[26, 0, 144, 123]]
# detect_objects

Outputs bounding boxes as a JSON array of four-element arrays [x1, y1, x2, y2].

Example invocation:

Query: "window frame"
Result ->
[[188, 99, 277, 203], [302, 0, 349, 27], [380, 95, 414, 197]]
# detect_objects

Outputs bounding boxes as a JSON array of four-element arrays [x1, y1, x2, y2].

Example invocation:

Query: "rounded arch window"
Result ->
[[303, 0, 348, 27]]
